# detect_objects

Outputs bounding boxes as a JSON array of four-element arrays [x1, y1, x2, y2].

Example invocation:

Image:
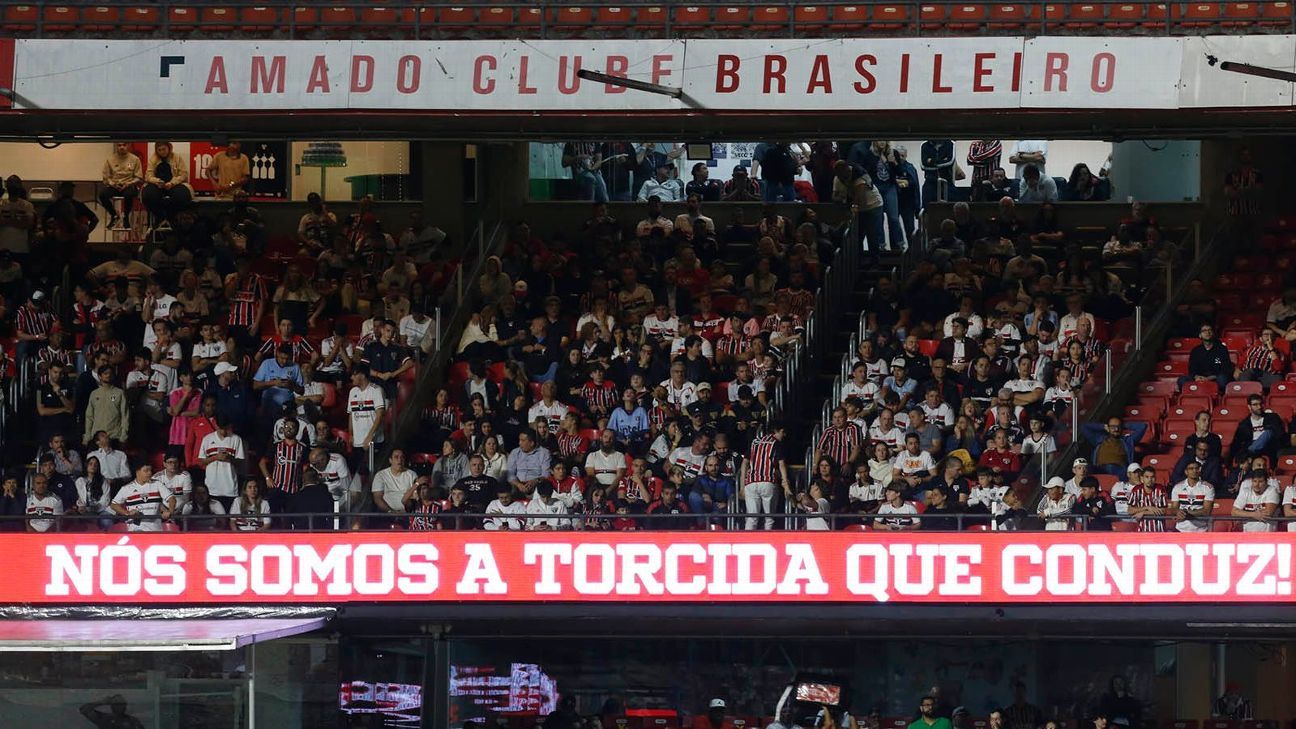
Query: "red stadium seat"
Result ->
[[636, 5, 669, 31], [1259, 1, 1292, 25], [1142, 454, 1171, 471], [918, 339, 940, 357], [713, 6, 753, 29], [1092, 473, 1118, 491], [1155, 360, 1187, 377], [1273, 380, 1296, 396], [1123, 405, 1159, 422], [1139, 380, 1177, 399], [1143, 2, 1181, 27], [359, 7, 402, 32], [1165, 337, 1201, 354], [2, 5, 38, 31], [750, 6, 790, 28], [988, 3, 1030, 27], [479, 6, 514, 26], [672, 6, 712, 29], [239, 6, 279, 32], [594, 6, 634, 28], [437, 6, 476, 32], [1164, 720, 1200, 729], [1275, 455, 1296, 474], [829, 4, 869, 29], [122, 6, 160, 30], [42, 5, 77, 32], [1225, 381, 1264, 398], [793, 5, 831, 30], [1215, 405, 1245, 424], [290, 7, 320, 32], [83, 6, 121, 31], [1222, 333, 1255, 352], [1165, 350, 1191, 364], [1182, 2, 1223, 26], [1105, 3, 1145, 26], [1212, 499, 1237, 532], [921, 4, 952, 29], [1181, 380, 1219, 398], [870, 4, 909, 28], [1063, 3, 1103, 26], [200, 7, 235, 32], [550, 6, 594, 34], [515, 7, 543, 29], [167, 6, 196, 31]]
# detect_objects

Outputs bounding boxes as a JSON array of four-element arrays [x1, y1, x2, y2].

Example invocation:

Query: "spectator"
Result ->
[[1170, 461, 1215, 532], [99, 142, 143, 228], [1071, 476, 1115, 530], [230, 478, 271, 531], [1009, 140, 1048, 178], [205, 140, 251, 198], [832, 160, 885, 255], [198, 416, 245, 510], [141, 141, 192, 221], [25, 473, 63, 533], [111, 463, 174, 533], [637, 164, 683, 203], [722, 166, 761, 202], [1183, 324, 1232, 390], [876, 483, 919, 531], [1038, 476, 1075, 529], [1229, 394, 1285, 466], [1127, 466, 1170, 532], [1232, 469, 1280, 532], [1236, 329, 1286, 388], [1017, 165, 1058, 203], [1170, 439, 1225, 487], [1080, 417, 1148, 476], [1065, 163, 1111, 202]]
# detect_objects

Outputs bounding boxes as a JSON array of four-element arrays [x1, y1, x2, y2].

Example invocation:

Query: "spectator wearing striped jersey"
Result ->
[[15, 288, 54, 363], [740, 422, 789, 530], [815, 408, 863, 475], [111, 463, 175, 533], [256, 317, 319, 367], [260, 419, 307, 516], [1236, 328, 1286, 388]]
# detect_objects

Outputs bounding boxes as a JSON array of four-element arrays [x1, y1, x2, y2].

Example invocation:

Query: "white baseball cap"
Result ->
[[709, 699, 726, 709], [1126, 463, 1143, 474], [213, 362, 238, 376], [1046, 476, 1066, 490]]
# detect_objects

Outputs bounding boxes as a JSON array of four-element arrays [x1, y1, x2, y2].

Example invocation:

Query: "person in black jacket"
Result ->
[[1230, 394, 1287, 466], [1170, 440, 1226, 488], [0, 473, 23, 531], [1181, 324, 1232, 390], [1071, 476, 1116, 530]]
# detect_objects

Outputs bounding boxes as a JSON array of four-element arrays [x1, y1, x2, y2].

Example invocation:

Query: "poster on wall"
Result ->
[[187, 140, 289, 199]]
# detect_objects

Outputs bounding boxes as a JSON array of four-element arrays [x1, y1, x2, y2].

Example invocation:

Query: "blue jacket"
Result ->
[[1081, 421, 1148, 466]]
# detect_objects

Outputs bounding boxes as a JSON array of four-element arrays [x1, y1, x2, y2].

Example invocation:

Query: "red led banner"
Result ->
[[8, 532, 1293, 604]]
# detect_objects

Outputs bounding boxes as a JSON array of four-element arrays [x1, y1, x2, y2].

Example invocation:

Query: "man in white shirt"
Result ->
[[198, 416, 245, 507], [25, 474, 63, 533], [484, 484, 527, 530], [399, 307, 435, 355], [1058, 294, 1097, 342], [371, 449, 416, 516], [525, 481, 570, 530], [668, 433, 711, 482], [112, 463, 175, 533], [152, 453, 193, 511], [660, 363, 698, 410], [584, 429, 627, 487], [87, 430, 132, 485], [1004, 355, 1045, 408], [1283, 480, 1296, 532], [643, 303, 679, 344], [1109, 462, 1140, 518], [1038, 476, 1076, 530], [1169, 461, 1215, 532], [1064, 457, 1090, 498], [1009, 140, 1048, 179], [1232, 469, 1280, 533], [637, 166, 684, 203], [919, 388, 954, 428], [347, 365, 387, 452], [310, 446, 358, 510], [527, 381, 570, 434], [867, 408, 906, 452], [942, 296, 985, 339], [891, 433, 936, 489]]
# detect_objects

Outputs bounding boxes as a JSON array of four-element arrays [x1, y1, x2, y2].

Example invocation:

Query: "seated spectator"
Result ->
[[971, 167, 1015, 203], [99, 142, 143, 228], [141, 141, 192, 222], [1265, 286, 1296, 338], [722, 165, 761, 202], [1236, 329, 1286, 388], [484, 485, 526, 531], [1064, 162, 1111, 202], [1038, 476, 1076, 530], [1232, 469, 1280, 532], [1230, 394, 1286, 467], [875, 483, 919, 531], [1181, 324, 1231, 390], [637, 165, 683, 203], [1070, 476, 1116, 530], [1017, 165, 1058, 203], [1080, 416, 1147, 476], [1169, 461, 1215, 533]]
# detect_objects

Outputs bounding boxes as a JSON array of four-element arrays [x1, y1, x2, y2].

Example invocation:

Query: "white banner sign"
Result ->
[[4, 36, 1290, 113]]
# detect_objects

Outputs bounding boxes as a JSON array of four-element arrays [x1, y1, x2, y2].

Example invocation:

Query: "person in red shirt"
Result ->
[[184, 395, 219, 468], [977, 429, 1022, 480]]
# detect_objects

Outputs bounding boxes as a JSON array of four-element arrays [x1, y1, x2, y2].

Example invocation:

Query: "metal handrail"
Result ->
[[6, 509, 1292, 532], [0, 0, 1289, 40]]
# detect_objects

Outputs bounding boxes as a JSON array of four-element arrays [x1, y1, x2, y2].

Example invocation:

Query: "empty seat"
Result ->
[[751, 5, 791, 27], [1259, 1, 1292, 25], [238, 6, 277, 32], [168, 6, 196, 31], [636, 5, 669, 30], [121, 6, 160, 31], [479, 6, 514, 26], [200, 7, 236, 32], [594, 6, 634, 28], [1155, 360, 1188, 377], [1225, 381, 1264, 398], [2, 4, 37, 31], [41, 4, 76, 31], [1065, 3, 1105, 26], [714, 6, 752, 29], [438, 6, 476, 32], [794, 5, 831, 29], [870, 4, 909, 27], [1106, 3, 1146, 26], [988, 4, 1030, 27], [1182, 380, 1220, 398], [921, 4, 952, 29], [1182, 1, 1223, 25], [1222, 4, 1258, 27], [673, 6, 712, 28], [551, 6, 594, 33], [83, 6, 120, 31]]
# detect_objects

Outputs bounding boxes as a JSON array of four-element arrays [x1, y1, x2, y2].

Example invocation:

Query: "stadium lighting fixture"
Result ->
[[1206, 55, 1296, 83], [575, 69, 683, 98]]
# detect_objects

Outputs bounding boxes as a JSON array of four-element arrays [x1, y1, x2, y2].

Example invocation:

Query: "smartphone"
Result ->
[[794, 683, 841, 706]]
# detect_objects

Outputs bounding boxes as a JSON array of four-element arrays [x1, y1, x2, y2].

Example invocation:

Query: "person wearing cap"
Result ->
[[1063, 458, 1090, 498], [1080, 416, 1148, 476], [1070, 476, 1116, 530], [876, 482, 920, 530], [880, 357, 918, 411], [1108, 462, 1142, 518], [1038, 476, 1076, 530], [691, 699, 734, 729], [1232, 468, 1280, 532], [721, 165, 761, 202], [208, 361, 255, 437]]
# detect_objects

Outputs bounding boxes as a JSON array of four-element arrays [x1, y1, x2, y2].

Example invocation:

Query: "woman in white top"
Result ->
[[799, 482, 832, 531], [230, 478, 271, 531], [479, 436, 509, 481], [866, 442, 894, 488], [75, 455, 113, 517], [575, 298, 616, 342], [142, 141, 193, 220], [181, 483, 228, 531]]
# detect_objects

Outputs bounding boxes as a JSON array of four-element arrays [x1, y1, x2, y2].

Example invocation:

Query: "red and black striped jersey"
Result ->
[[16, 304, 54, 338], [817, 423, 864, 467], [227, 274, 267, 328], [746, 434, 784, 483], [270, 439, 307, 494], [581, 380, 618, 413]]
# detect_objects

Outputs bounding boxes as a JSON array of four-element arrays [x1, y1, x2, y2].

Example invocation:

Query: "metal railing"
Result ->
[[0, 1, 1290, 40], [5, 508, 1291, 532]]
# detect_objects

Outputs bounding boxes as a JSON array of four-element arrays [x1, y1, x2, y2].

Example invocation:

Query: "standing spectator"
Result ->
[[562, 141, 610, 203], [347, 365, 387, 456], [833, 160, 885, 255], [966, 139, 1002, 189], [1003, 683, 1043, 729], [0, 175, 35, 260], [858, 141, 905, 250], [1009, 140, 1048, 179], [198, 416, 245, 510], [99, 142, 143, 228], [83, 366, 130, 445], [111, 463, 175, 533], [919, 139, 955, 205], [757, 142, 799, 202], [741, 422, 789, 530], [895, 147, 921, 238]]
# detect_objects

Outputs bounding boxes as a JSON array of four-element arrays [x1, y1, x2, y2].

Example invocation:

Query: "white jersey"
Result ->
[[921, 402, 954, 428], [484, 498, 527, 531], [25, 493, 63, 532], [667, 447, 708, 480], [970, 484, 1010, 519], [1170, 480, 1215, 532], [891, 450, 935, 476], [1283, 485, 1296, 532], [659, 379, 698, 409], [314, 452, 353, 502], [642, 314, 678, 341], [230, 498, 271, 531], [347, 383, 387, 447], [153, 470, 193, 511], [867, 424, 905, 451], [584, 449, 626, 486], [849, 481, 885, 504], [528, 400, 570, 434], [840, 380, 879, 404], [525, 497, 570, 530], [877, 501, 918, 528], [112, 479, 174, 532], [199, 432, 245, 499], [1234, 484, 1280, 533], [1110, 480, 1134, 517]]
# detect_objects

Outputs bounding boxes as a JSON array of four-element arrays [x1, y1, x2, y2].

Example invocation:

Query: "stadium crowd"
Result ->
[[0, 137, 1272, 534]]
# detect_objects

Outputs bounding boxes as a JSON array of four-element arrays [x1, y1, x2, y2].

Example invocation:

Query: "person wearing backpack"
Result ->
[[756, 142, 799, 202]]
